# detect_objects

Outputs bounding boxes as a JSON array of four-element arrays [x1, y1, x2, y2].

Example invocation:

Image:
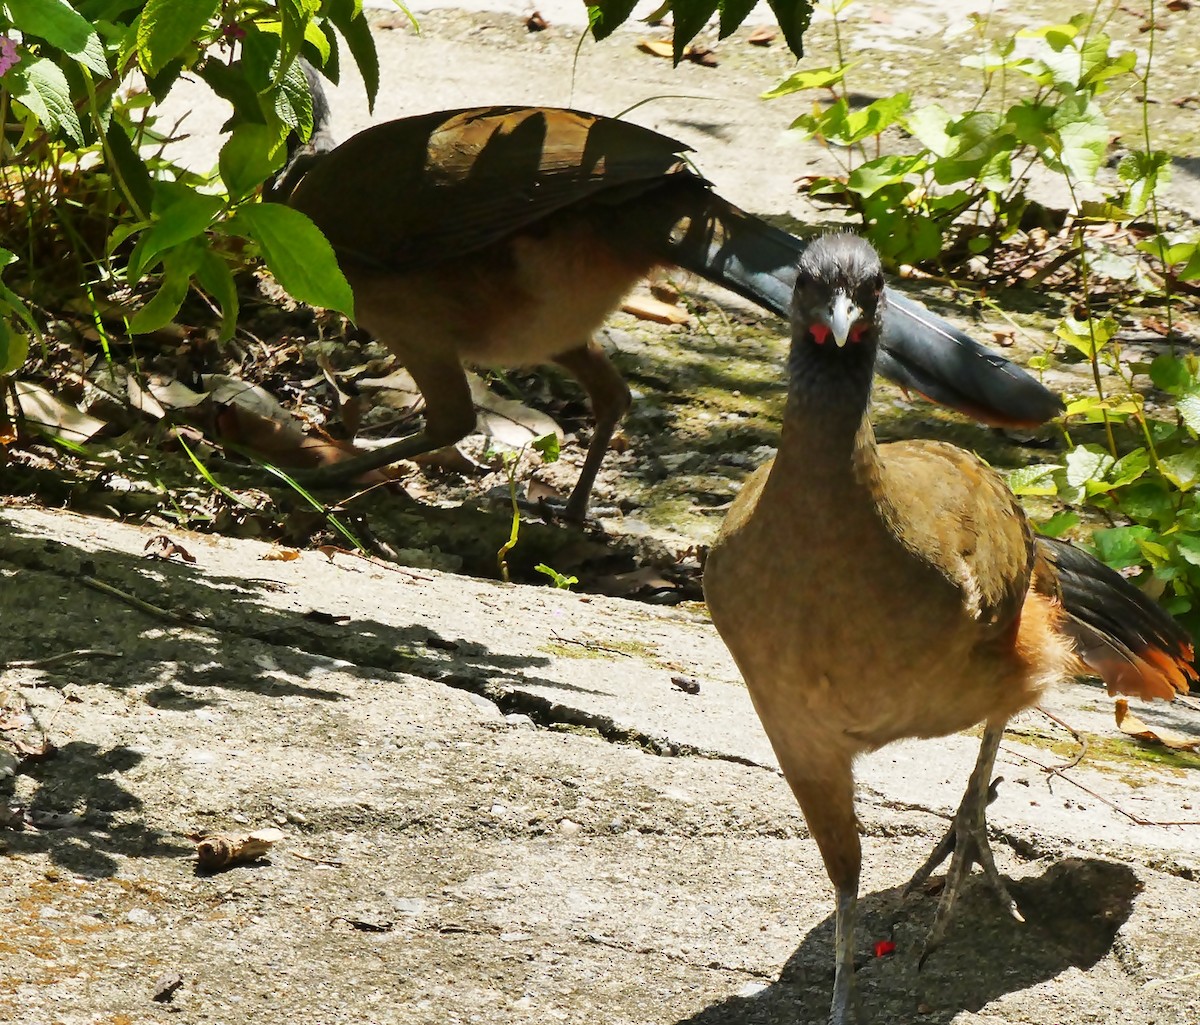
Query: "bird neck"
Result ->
[[777, 332, 879, 479]]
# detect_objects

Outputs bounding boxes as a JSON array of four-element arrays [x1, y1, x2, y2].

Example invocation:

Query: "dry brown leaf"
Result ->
[[261, 548, 301, 562], [746, 26, 776, 45], [621, 294, 692, 325], [684, 44, 718, 67], [638, 38, 674, 59], [13, 381, 107, 443], [1114, 698, 1200, 751], [143, 534, 197, 563], [467, 374, 562, 451], [526, 10, 547, 31]]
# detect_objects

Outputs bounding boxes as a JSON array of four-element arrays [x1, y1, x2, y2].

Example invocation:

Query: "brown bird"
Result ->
[[702, 233, 1195, 1024], [277, 103, 1064, 520]]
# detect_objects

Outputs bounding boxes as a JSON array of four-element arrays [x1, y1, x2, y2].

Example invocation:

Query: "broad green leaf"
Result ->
[[128, 186, 225, 281], [328, 0, 379, 110], [0, 325, 31, 376], [841, 93, 909, 144], [1090, 525, 1155, 569], [1160, 449, 1200, 491], [907, 103, 952, 155], [1175, 534, 1200, 569], [8, 57, 83, 142], [128, 242, 202, 335], [1064, 444, 1113, 489], [194, 248, 239, 343], [228, 203, 354, 318], [0, 248, 37, 332], [846, 155, 924, 197], [1055, 314, 1117, 359], [1006, 462, 1062, 497], [1149, 353, 1197, 395], [1116, 480, 1176, 526], [136, 0, 218, 75], [1108, 448, 1150, 489], [220, 124, 284, 201], [1034, 510, 1079, 538], [762, 63, 854, 99], [1178, 393, 1200, 435], [6, 0, 109, 76]]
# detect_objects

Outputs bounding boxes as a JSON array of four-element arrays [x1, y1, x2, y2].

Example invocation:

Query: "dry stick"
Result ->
[[1, 648, 120, 672], [1034, 706, 1090, 770], [77, 575, 198, 625], [549, 631, 633, 658], [1002, 745, 1200, 827]]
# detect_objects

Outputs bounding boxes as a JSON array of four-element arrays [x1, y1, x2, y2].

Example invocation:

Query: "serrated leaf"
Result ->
[[228, 203, 354, 318], [1006, 462, 1062, 496], [137, 0, 219, 75], [761, 63, 853, 99], [220, 124, 284, 200], [1064, 444, 1114, 489], [6, 0, 109, 76], [1178, 393, 1200, 434], [1160, 449, 1200, 491], [128, 186, 225, 281], [9, 57, 83, 142]]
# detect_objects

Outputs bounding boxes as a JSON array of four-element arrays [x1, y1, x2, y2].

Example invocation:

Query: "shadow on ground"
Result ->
[[677, 857, 1139, 1024]]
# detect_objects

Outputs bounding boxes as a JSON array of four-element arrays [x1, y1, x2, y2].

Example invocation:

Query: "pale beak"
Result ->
[[826, 291, 860, 348]]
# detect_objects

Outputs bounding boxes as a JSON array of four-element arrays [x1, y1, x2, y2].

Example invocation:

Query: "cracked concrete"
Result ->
[[1, 502, 1199, 1024]]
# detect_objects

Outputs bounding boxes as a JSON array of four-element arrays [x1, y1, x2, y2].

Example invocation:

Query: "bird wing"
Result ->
[[288, 106, 696, 270], [875, 439, 1036, 630]]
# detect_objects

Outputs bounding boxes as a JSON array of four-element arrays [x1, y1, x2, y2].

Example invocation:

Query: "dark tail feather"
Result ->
[[1041, 535, 1197, 701], [658, 188, 1064, 428], [265, 57, 337, 202]]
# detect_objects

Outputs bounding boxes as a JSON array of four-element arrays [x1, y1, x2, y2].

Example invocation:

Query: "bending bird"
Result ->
[[702, 233, 1195, 1024], [276, 103, 1064, 520]]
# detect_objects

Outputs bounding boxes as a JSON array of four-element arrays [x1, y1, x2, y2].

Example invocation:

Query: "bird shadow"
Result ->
[[676, 857, 1139, 1024]]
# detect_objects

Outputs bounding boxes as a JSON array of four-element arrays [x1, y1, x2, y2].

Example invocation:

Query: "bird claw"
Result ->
[[908, 774, 1023, 969]]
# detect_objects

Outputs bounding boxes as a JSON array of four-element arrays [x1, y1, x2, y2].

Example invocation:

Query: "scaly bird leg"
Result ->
[[829, 885, 861, 1025], [904, 720, 1023, 968]]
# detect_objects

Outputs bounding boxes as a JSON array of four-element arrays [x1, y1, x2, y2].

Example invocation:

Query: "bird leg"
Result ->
[[829, 885, 862, 1025], [549, 340, 632, 523], [904, 719, 1023, 968], [283, 345, 478, 487]]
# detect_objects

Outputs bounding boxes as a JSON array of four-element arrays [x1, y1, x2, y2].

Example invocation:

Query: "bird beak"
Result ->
[[827, 291, 860, 348]]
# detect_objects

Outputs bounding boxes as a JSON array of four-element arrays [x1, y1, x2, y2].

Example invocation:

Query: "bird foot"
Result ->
[[906, 775, 1023, 969]]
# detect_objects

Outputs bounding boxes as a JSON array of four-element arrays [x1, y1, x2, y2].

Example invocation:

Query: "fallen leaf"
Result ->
[[526, 10, 547, 31], [467, 375, 562, 451], [638, 38, 674, 59], [143, 535, 197, 563], [261, 548, 301, 562], [621, 294, 691, 325], [747, 26, 775, 45], [1115, 698, 1200, 751], [684, 44, 718, 67], [13, 381, 107, 443]]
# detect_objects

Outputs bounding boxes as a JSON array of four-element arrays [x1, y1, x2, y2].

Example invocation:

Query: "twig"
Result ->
[[290, 850, 345, 867], [78, 575, 198, 625], [2, 648, 120, 672], [549, 631, 633, 658], [1034, 706, 1089, 770], [1001, 746, 1200, 827]]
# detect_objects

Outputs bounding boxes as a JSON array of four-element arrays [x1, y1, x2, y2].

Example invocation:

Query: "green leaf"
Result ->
[[1116, 480, 1176, 526], [1034, 510, 1079, 538], [228, 203, 354, 318], [136, 0, 219, 75], [127, 185, 225, 281], [671, 0, 720, 63], [328, 0, 379, 110], [762, 63, 853, 99], [220, 124, 284, 200], [1149, 353, 1198, 395], [128, 242, 202, 335], [532, 432, 560, 463], [1090, 525, 1155, 569], [8, 57, 83, 143], [1006, 462, 1062, 497], [0, 325, 31, 376], [1178, 393, 1200, 435], [1175, 534, 1200, 569], [1160, 449, 1200, 491], [194, 248, 239, 343], [1055, 314, 1118, 359], [765, 0, 816, 58], [1064, 444, 1114, 489], [6, 0, 109, 76]]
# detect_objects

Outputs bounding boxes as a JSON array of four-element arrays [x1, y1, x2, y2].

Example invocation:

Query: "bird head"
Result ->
[[791, 233, 885, 351]]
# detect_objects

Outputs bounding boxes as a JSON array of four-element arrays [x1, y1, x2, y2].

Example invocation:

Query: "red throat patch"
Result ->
[[810, 323, 830, 345]]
